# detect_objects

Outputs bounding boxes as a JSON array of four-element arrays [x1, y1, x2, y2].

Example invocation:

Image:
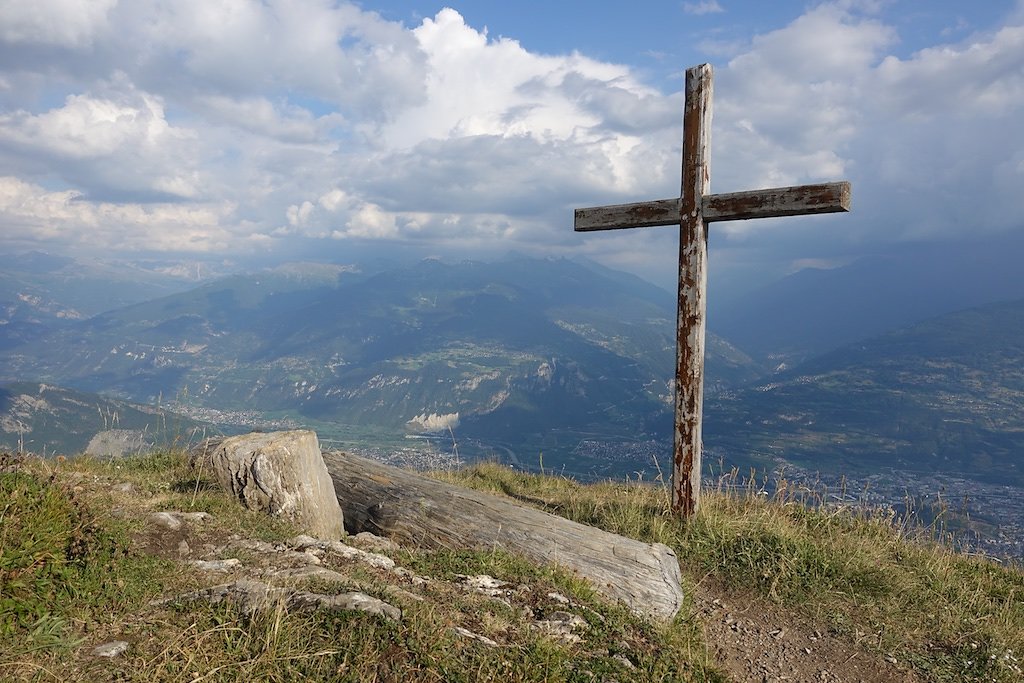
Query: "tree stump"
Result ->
[[208, 430, 345, 540]]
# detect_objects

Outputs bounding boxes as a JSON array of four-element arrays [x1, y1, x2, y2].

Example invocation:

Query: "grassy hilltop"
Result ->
[[1, 450, 1022, 682]]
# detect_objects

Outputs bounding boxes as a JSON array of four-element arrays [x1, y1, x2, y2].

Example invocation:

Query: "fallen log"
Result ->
[[322, 450, 684, 621]]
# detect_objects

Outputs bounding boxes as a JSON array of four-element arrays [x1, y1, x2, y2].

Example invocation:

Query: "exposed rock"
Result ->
[[289, 590, 400, 620], [148, 511, 182, 531], [148, 510, 212, 532], [351, 531, 399, 552], [92, 640, 130, 658], [459, 574, 510, 598], [452, 626, 498, 647], [158, 579, 400, 621], [263, 566, 350, 583], [154, 578, 272, 613], [190, 558, 243, 572], [547, 592, 570, 605], [290, 535, 397, 570], [535, 610, 588, 644], [205, 430, 345, 540]]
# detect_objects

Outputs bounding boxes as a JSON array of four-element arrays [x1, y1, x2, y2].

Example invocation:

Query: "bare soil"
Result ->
[[692, 579, 923, 683]]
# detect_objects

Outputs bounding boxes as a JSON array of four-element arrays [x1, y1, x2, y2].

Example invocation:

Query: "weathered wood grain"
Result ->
[[573, 182, 851, 232], [322, 450, 685, 621], [572, 62, 852, 517], [704, 181, 851, 222], [574, 198, 679, 231], [674, 63, 712, 516]]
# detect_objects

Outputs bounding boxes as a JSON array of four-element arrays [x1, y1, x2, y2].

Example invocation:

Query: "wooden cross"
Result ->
[[574, 63, 851, 516]]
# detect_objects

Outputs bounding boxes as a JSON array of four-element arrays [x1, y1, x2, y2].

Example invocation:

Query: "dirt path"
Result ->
[[693, 581, 923, 683]]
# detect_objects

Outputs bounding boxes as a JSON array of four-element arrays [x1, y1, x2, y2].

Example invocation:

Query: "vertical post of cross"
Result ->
[[573, 63, 851, 519], [674, 64, 713, 516]]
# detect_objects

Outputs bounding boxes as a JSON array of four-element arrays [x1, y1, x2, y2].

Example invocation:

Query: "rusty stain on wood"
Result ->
[[705, 182, 852, 221], [574, 182, 851, 232], [673, 64, 712, 517], [571, 63, 852, 518]]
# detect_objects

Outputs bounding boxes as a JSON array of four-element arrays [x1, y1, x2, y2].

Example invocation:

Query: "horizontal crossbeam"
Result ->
[[574, 181, 851, 232]]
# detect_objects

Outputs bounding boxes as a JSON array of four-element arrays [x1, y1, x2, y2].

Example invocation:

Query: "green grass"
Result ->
[[438, 462, 1024, 683], [0, 451, 724, 682], [3, 450, 1022, 682], [0, 453, 167, 656]]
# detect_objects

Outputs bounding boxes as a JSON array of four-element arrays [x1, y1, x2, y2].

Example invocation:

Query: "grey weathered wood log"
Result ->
[[322, 450, 684, 621]]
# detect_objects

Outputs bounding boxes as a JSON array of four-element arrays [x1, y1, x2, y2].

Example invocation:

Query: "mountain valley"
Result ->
[[2, 252, 1023, 558]]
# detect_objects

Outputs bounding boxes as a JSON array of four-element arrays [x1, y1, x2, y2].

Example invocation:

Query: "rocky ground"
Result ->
[[135, 508, 594, 647], [60, 470, 926, 683]]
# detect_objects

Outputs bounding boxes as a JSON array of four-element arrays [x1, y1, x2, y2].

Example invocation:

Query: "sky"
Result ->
[[1, 0, 1023, 295]]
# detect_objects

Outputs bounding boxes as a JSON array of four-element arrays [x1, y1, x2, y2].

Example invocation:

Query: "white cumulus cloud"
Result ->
[[0, 1, 1020, 290]]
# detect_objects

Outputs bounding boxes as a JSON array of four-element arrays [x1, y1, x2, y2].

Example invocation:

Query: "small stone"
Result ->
[[459, 574, 508, 597], [112, 482, 134, 494], [394, 567, 429, 587], [804, 647, 812, 655], [290, 590, 401, 621], [535, 610, 588, 644], [547, 592, 570, 604], [93, 640, 129, 658], [613, 654, 636, 670], [452, 626, 498, 647], [352, 531, 399, 552], [190, 558, 242, 572], [179, 512, 212, 523], [177, 540, 191, 557], [148, 512, 182, 531], [289, 534, 320, 549]]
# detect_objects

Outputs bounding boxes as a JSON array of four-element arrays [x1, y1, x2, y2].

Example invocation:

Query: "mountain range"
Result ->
[[2, 251, 1022, 492], [712, 235, 1024, 365], [1, 256, 765, 471], [706, 298, 1024, 486], [1, 251, 220, 351], [0, 381, 206, 456]]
